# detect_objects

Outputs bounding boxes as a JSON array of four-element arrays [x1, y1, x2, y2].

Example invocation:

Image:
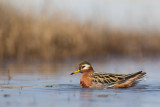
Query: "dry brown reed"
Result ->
[[0, 3, 160, 61]]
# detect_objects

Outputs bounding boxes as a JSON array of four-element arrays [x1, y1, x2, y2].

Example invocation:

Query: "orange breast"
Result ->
[[80, 70, 94, 88], [80, 81, 90, 88], [80, 75, 93, 88]]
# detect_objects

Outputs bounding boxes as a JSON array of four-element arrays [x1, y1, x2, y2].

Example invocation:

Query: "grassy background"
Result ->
[[0, 3, 160, 61]]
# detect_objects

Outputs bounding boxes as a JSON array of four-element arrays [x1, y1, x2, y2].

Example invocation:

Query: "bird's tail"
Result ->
[[125, 71, 146, 80]]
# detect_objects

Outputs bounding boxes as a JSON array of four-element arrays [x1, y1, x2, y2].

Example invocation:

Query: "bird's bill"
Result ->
[[70, 69, 80, 75]]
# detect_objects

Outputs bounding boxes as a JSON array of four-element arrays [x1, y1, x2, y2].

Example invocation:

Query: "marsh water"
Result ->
[[0, 58, 160, 107]]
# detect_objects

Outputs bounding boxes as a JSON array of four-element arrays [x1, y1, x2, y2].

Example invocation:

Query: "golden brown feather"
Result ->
[[90, 71, 146, 88]]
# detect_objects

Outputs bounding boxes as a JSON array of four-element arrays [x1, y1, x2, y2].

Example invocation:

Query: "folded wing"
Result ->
[[90, 71, 146, 88]]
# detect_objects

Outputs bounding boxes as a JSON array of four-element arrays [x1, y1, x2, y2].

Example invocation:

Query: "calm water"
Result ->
[[0, 58, 160, 107]]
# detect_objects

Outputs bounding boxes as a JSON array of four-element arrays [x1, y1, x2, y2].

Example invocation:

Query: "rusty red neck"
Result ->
[[80, 69, 94, 88]]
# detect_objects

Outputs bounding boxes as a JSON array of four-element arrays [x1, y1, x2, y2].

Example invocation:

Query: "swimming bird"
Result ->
[[70, 61, 146, 89]]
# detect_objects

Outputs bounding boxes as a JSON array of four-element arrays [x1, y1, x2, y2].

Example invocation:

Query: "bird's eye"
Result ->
[[82, 66, 85, 68]]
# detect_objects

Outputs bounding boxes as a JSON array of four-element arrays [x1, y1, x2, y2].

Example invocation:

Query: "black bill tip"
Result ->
[[70, 73, 74, 75]]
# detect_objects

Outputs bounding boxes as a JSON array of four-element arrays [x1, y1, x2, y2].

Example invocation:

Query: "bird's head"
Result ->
[[70, 61, 93, 75]]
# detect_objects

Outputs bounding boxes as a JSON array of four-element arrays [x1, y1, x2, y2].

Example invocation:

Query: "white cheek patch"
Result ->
[[82, 64, 90, 70]]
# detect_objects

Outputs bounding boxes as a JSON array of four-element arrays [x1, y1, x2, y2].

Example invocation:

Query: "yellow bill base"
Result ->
[[70, 69, 80, 75]]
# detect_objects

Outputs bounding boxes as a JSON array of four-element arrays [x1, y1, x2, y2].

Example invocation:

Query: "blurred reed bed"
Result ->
[[0, 3, 160, 61]]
